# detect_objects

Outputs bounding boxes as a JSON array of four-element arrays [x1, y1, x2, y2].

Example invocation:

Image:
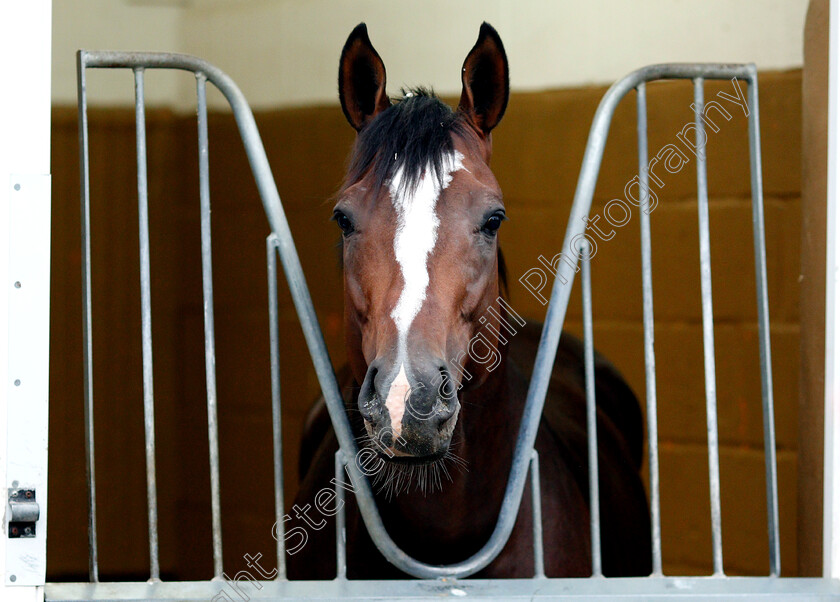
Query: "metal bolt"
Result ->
[[9, 575, 16, 582], [24, 527, 32, 535], [14, 281, 21, 288], [14, 379, 20, 386], [13, 183, 20, 191]]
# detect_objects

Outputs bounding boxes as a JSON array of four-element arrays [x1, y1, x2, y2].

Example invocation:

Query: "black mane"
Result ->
[[345, 87, 473, 195]]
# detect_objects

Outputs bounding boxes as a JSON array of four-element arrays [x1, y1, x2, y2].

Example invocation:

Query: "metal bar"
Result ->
[[335, 453, 347, 580], [42, 576, 840, 601], [529, 450, 545, 579], [134, 67, 160, 583], [196, 73, 224, 579], [745, 69, 781, 577], [636, 82, 663, 576], [514, 64, 757, 584], [76, 50, 99, 584], [580, 243, 602, 577], [77, 53, 766, 580], [266, 235, 285, 579], [82, 53, 755, 82], [694, 77, 724, 576]]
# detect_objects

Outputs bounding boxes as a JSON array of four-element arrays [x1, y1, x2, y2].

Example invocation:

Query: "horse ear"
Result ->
[[458, 22, 509, 135], [339, 23, 390, 131]]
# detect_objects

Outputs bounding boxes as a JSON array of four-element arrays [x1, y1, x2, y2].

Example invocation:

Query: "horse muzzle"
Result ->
[[358, 358, 460, 461]]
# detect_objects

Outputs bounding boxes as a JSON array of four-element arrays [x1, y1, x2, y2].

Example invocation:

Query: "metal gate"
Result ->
[[40, 51, 840, 600]]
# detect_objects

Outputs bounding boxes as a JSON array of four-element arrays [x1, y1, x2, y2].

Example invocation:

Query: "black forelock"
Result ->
[[344, 87, 474, 196]]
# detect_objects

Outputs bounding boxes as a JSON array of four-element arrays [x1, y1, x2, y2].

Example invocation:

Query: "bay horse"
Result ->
[[287, 22, 651, 579]]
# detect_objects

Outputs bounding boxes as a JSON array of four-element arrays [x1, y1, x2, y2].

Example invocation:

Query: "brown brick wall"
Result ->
[[47, 70, 802, 580]]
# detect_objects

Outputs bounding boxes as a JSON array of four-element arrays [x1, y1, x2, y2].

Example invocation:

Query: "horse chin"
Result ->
[[370, 437, 452, 465], [379, 448, 448, 466]]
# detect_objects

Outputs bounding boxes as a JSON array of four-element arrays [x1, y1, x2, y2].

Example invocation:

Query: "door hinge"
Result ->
[[7, 488, 39, 538]]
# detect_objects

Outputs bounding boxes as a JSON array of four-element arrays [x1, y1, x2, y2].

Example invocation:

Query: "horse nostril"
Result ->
[[433, 400, 459, 436], [438, 366, 457, 402], [359, 365, 380, 421]]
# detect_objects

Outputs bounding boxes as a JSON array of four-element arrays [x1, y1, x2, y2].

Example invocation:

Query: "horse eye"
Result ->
[[481, 214, 503, 235], [334, 211, 354, 235]]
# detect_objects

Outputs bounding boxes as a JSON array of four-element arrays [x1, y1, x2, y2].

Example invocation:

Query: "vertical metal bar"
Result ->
[[580, 244, 602, 577], [334, 452, 347, 580], [196, 73, 224, 579], [266, 235, 285, 579], [134, 67, 160, 582], [636, 82, 663, 576], [76, 50, 99, 584], [694, 77, 724, 576], [529, 450, 545, 578], [745, 71, 781, 577]]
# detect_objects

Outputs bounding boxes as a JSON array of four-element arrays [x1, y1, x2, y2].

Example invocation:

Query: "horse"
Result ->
[[286, 22, 652, 579]]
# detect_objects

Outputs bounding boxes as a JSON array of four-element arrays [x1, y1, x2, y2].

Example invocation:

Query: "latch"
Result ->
[[7, 488, 39, 538]]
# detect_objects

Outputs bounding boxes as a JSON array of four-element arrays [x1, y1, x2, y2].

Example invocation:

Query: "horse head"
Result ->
[[334, 22, 510, 466]]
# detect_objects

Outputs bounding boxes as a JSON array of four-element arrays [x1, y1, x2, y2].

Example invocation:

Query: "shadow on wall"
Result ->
[[47, 70, 801, 580]]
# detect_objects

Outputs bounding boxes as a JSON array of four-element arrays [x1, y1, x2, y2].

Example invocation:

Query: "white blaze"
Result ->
[[384, 150, 464, 434], [384, 364, 410, 437]]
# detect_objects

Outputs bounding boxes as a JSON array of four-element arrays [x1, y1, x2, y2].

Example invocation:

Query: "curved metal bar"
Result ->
[[78, 48, 352, 577], [77, 52, 761, 579]]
